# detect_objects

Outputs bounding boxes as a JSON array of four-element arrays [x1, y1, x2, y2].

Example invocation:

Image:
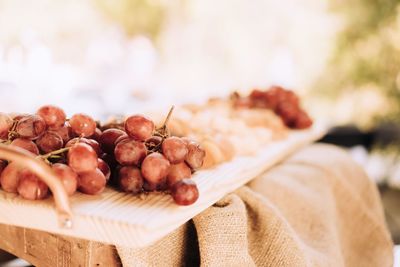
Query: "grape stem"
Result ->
[[39, 147, 70, 160], [162, 105, 175, 127], [155, 105, 174, 138]]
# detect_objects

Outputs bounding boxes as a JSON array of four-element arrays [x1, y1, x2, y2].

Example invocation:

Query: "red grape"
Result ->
[[118, 166, 143, 194], [66, 137, 102, 157], [37, 105, 66, 129], [141, 152, 170, 184], [170, 179, 199, 205], [145, 135, 162, 147], [0, 160, 6, 175], [17, 169, 49, 200], [90, 128, 102, 142], [99, 128, 127, 153], [78, 168, 106, 195], [10, 138, 39, 155], [167, 162, 192, 188], [114, 134, 129, 145], [162, 137, 188, 164], [69, 113, 96, 137], [51, 163, 78, 196], [0, 113, 12, 138], [114, 138, 147, 166], [67, 143, 98, 173], [0, 162, 21, 193], [124, 115, 154, 141], [16, 115, 46, 139], [97, 158, 111, 181], [294, 110, 313, 129], [36, 131, 63, 154], [184, 140, 206, 170], [48, 123, 73, 143]]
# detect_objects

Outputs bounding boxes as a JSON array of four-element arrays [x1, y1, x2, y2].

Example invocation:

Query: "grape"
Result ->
[[114, 134, 129, 145], [141, 152, 170, 184], [17, 169, 49, 200], [124, 115, 154, 141], [16, 115, 46, 139], [184, 140, 206, 170], [99, 128, 127, 153], [142, 178, 168, 191], [48, 123, 73, 143], [0, 162, 21, 193], [170, 179, 199, 206], [91, 128, 102, 142], [51, 163, 78, 196], [114, 138, 147, 166], [0, 113, 12, 138], [67, 143, 98, 173], [118, 166, 143, 194], [145, 135, 162, 147], [167, 162, 192, 188], [69, 113, 96, 137], [36, 131, 63, 154], [97, 158, 111, 182], [66, 137, 102, 157], [162, 137, 188, 164], [78, 168, 106, 195], [10, 138, 39, 155], [37, 105, 66, 129], [294, 110, 313, 129], [276, 103, 298, 128], [0, 160, 6, 175]]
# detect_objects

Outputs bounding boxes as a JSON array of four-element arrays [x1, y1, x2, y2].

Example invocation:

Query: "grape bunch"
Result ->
[[0, 106, 206, 206], [231, 86, 313, 129]]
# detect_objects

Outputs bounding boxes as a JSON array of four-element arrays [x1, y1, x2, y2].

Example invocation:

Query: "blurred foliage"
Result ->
[[315, 0, 400, 127], [94, 0, 166, 39]]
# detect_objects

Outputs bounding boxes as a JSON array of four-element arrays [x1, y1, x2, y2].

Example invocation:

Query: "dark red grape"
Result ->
[[170, 179, 199, 205], [0, 113, 12, 138], [36, 131, 63, 154], [69, 113, 96, 137], [51, 163, 78, 196], [67, 143, 98, 173], [99, 128, 127, 153], [78, 168, 106, 195], [97, 158, 111, 182], [17, 169, 49, 200], [124, 115, 154, 141], [141, 152, 170, 184], [167, 162, 192, 188], [10, 138, 39, 155], [118, 166, 143, 194], [114, 138, 147, 166], [0, 162, 21, 193], [16, 115, 46, 139], [184, 140, 206, 170], [37, 105, 66, 129], [162, 137, 188, 164]]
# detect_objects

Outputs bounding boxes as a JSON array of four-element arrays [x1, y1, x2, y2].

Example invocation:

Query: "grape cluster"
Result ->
[[0, 106, 206, 206], [232, 86, 313, 129]]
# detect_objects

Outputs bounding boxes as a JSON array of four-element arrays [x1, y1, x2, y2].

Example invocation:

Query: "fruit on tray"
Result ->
[[0, 106, 206, 206], [231, 86, 313, 129]]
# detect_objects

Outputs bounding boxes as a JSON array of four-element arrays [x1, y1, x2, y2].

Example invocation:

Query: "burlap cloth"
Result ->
[[116, 144, 394, 266]]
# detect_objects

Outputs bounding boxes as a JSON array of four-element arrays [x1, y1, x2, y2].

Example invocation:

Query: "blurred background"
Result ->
[[0, 0, 400, 251]]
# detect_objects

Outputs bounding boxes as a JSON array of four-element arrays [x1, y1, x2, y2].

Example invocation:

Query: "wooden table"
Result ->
[[0, 224, 121, 267]]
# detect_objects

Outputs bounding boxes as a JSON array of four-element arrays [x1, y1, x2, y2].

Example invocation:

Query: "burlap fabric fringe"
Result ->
[[117, 144, 393, 267]]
